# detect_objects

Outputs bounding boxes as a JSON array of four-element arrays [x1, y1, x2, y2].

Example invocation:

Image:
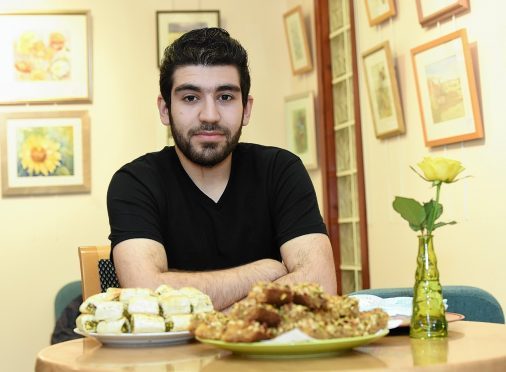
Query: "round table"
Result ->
[[35, 321, 506, 371]]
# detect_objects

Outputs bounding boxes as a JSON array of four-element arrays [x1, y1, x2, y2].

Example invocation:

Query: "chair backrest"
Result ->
[[351, 286, 505, 324], [54, 280, 82, 320], [78, 245, 117, 300]]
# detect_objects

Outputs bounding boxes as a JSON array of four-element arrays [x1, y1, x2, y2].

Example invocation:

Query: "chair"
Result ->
[[351, 286, 505, 324], [78, 245, 120, 300], [54, 280, 82, 321]]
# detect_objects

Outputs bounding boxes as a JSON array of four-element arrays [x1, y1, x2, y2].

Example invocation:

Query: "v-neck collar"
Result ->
[[170, 147, 236, 207]]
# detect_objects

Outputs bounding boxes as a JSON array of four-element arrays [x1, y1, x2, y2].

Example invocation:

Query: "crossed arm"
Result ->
[[113, 233, 337, 310]]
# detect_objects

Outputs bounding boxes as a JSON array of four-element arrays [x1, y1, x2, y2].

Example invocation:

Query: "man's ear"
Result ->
[[157, 95, 170, 126], [242, 95, 254, 126]]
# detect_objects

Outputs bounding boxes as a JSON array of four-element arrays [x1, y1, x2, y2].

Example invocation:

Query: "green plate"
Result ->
[[197, 329, 389, 357]]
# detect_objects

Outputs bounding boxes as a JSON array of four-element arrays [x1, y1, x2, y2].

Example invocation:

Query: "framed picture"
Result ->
[[0, 11, 92, 105], [283, 6, 313, 75], [0, 111, 91, 196], [416, 0, 470, 27], [364, 0, 396, 26], [284, 92, 318, 169], [156, 10, 220, 67], [411, 29, 483, 147], [362, 41, 405, 139]]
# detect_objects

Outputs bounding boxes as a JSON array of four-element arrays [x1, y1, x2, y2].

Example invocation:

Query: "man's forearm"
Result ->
[[157, 259, 288, 310], [274, 269, 337, 295]]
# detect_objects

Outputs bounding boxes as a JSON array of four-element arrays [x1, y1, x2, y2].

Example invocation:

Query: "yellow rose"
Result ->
[[417, 157, 465, 183]]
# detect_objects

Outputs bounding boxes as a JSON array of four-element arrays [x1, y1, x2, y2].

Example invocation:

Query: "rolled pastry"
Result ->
[[105, 287, 122, 299], [190, 295, 214, 313], [76, 314, 98, 333], [159, 295, 192, 317], [175, 287, 214, 313], [79, 292, 118, 314], [155, 284, 174, 295], [128, 295, 160, 315], [96, 317, 130, 334], [166, 314, 193, 332], [94, 301, 125, 321], [119, 288, 155, 303], [131, 314, 165, 333]]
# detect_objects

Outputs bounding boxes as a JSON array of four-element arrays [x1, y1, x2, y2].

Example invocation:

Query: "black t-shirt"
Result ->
[[107, 143, 326, 271]]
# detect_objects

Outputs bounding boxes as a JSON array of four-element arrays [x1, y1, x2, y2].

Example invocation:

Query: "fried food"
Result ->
[[248, 282, 293, 305], [189, 282, 389, 342]]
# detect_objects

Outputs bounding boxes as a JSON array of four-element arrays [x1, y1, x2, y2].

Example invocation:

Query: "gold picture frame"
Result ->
[[283, 6, 313, 75], [411, 29, 483, 147], [284, 92, 318, 170], [362, 41, 405, 139], [156, 10, 220, 67], [364, 0, 396, 27], [0, 11, 92, 105], [0, 111, 91, 196], [416, 0, 470, 27]]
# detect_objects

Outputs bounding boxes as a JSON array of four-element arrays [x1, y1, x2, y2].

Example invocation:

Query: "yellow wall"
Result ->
[[0, 0, 300, 370], [355, 1, 506, 311]]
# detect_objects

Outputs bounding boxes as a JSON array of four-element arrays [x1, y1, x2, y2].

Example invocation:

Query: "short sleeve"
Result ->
[[270, 152, 327, 246], [107, 164, 165, 249]]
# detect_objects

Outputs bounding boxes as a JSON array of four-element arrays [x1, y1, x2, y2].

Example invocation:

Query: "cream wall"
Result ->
[[0, 0, 300, 370], [354, 1, 506, 311]]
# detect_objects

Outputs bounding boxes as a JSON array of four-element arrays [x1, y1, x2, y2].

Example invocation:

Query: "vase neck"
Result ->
[[415, 235, 439, 280]]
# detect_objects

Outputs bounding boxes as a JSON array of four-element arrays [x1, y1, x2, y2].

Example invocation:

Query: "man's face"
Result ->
[[162, 65, 252, 167]]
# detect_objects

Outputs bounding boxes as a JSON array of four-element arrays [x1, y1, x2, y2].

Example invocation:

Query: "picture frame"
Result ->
[[416, 0, 470, 27], [283, 6, 313, 75], [364, 0, 396, 26], [0, 11, 92, 105], [362, 41, 405, 139], [156, 10, 220, 67], [411, 29, 483, 147], [284, 92, 318, 170], [0, 111, 91, 196]]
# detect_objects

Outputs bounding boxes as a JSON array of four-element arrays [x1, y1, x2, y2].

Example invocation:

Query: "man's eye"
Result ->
[[219, 94, 233, 101], [183, 95, 198, 102]]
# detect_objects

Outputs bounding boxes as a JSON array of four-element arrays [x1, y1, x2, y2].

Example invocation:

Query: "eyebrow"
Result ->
[[174, 83, 241, 94]]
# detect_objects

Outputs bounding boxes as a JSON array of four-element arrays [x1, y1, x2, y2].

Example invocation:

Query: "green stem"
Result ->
[[427, 182, 442, 236]]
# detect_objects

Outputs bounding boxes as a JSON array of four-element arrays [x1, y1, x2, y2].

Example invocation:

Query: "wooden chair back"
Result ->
[[78, 245, 111, 300]]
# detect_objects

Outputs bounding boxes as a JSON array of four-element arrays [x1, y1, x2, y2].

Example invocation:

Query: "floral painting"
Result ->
[[0, 12, 91, 105], [16, 125, 74, 177], [1, 111, 90, 196], [14, 30, 72, 81]]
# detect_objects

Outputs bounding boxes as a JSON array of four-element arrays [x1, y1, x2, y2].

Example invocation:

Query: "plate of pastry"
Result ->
[[74, 285, 213, 347], [191, 282, 391, 357]]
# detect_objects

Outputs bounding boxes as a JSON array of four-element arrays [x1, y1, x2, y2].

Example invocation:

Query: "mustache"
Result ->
[[189, 123, 229, 136]]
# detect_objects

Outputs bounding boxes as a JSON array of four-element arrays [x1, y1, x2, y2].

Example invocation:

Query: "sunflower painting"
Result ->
[[1, 111, 90, 196], [17, 126, 73, 177]]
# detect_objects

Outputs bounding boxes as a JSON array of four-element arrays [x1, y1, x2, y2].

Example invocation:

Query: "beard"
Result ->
[[168, 111, 243, 168]]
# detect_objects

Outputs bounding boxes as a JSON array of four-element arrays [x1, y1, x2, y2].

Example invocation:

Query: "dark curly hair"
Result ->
[[159, 27, 251, 107]]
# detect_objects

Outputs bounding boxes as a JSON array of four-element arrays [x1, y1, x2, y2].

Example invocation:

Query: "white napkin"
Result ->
[[260, 328, 315, 344], [350, 294, 448, 317]]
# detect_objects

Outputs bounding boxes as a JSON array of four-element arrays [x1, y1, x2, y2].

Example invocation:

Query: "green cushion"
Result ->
[[55, 281, 82, 321]]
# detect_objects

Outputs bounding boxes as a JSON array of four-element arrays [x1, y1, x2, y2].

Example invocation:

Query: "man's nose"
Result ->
[[199, 97, 220, 123]]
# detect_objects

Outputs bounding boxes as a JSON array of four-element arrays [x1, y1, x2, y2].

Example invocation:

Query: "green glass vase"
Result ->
[[410, 235, 448, 339]]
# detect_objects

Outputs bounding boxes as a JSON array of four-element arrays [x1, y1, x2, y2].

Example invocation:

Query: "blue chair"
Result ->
[[54, 280, 82, 321], [351, 286, 504, 324]]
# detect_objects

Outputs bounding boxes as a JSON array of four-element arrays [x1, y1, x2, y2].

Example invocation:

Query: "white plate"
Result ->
[[74, 328, 193, 347]]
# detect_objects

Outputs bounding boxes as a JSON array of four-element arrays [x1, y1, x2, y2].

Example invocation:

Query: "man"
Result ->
[[107, 28, 336, 310]]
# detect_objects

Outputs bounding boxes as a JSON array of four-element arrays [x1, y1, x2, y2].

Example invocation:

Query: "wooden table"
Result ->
[[35, 321, 506, 371]]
